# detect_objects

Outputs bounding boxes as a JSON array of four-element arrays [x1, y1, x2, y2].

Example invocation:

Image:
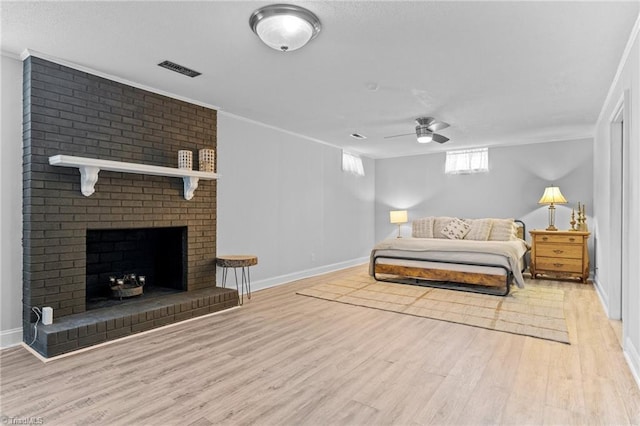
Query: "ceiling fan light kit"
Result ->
[[249, 4, 321, 52], [415, 117, 449, 144], [384, 117, 451, 144], [416, 126, 433, 143]]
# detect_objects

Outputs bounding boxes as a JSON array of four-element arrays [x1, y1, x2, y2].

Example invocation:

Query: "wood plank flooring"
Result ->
[[1, 265, 638, 425]]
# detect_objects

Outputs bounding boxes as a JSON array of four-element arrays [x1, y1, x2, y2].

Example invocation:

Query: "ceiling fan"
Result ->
[[384, 117, 450, 144]]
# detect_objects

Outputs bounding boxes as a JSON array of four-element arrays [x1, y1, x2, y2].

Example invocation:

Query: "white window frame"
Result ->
[[342, 151, 365, 176], [445, 147, 489, 175]]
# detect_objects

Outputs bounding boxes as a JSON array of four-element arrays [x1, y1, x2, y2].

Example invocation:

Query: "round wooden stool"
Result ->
[[216, 255, 258, 305]]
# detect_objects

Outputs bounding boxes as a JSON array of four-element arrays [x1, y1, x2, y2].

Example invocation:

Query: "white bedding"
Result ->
[[370, 237, 529, 288]]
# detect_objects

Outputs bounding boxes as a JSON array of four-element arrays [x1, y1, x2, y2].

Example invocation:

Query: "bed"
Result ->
[[370, 218, 529, 296]]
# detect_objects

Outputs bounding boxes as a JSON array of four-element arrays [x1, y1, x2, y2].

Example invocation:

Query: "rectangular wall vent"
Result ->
[[158, 60, 202, 78], [350, 133, 367, 140]]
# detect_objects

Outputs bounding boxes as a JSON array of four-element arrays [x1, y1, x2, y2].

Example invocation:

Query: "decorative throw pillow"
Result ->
[[488, 218, 518, 241], [433, 217, 455, 239], [412, 217, 435, 238], [441, 218, 471, 240], [465, 218, 494, 241]]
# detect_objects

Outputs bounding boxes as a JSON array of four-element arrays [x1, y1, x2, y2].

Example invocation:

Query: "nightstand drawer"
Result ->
[[536, 257, 583, 273], [534, 234, 583, 244], [536, 244, 583, 259]]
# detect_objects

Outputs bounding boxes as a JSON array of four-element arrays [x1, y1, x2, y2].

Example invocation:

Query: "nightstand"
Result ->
[[529, 230, 590, 283]]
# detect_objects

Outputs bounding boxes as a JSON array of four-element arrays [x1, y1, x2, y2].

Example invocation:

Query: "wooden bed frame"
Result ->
[[372, 220, 527, 296]]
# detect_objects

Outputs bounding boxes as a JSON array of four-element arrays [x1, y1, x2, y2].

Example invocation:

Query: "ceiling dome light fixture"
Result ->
[[416, 125, 434, 143], [249, 4, 321, 52]]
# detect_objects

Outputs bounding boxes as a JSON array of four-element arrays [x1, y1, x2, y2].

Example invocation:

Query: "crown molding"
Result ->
[[20, 49, 223, 112], [1, 50, 22, 60], [377, 134, 594, 160], [218, 110, 362, 156], [18, 49, 364, 158], [597, 11, 640, 125]]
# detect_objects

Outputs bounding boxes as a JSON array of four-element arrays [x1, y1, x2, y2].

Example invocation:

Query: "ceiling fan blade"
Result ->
[[427, 121, 450, 132], [384, 132, 415, 139], [432, 133, 450, 144]]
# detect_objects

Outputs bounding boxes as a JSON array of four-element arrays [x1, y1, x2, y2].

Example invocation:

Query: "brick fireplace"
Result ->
[[23, 55, 237, 357]]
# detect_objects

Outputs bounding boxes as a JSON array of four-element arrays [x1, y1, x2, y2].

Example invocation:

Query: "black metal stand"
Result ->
[[221, 265, 252, 305]]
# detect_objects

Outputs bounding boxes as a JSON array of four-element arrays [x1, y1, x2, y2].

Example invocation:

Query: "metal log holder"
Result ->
[[109, 274, 146, 300]]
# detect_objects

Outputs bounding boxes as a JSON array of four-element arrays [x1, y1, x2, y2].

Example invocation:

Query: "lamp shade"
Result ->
[[538, 186, 568, 205], [389, 210, 408, 224], [249, 4, 321, 52]]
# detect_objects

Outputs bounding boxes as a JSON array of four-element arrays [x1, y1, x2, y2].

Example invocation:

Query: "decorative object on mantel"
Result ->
[[178, 150, 193, 170], [48, 155, 218, 200], [576, 202, 588, 232], [199, 148, 215, 172], [109, 273, 145, 300], [538, 185, 568, 231]]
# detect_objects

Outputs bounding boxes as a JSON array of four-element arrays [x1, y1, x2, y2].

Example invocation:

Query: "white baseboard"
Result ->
[[246, 257, 369, 293], [592, 276, 610, 317], [0, 327, 23, 349], [624, 336, 640, 390], [594, 277, 639, 389]]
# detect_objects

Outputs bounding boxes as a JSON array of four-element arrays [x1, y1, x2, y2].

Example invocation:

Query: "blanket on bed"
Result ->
[[370, 238, 529, 288]]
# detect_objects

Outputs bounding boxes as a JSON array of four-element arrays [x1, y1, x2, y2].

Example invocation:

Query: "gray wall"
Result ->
[[1, 55, 24, 347], [216, 113, 375, 290], [374, 139, 594, 244], [593, 25, 640, 383]]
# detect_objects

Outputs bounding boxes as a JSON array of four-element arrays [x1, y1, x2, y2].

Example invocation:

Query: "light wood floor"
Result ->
[[1, 265, 639, 425]]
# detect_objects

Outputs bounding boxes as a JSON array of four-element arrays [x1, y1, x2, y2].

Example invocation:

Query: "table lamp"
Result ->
[[538, 186, 567, 231], [389, 210, 408, 238]]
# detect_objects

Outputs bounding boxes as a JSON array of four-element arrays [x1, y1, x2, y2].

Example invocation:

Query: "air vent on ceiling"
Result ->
[[158, 60, 202, 78], [350, 133, 367, 140]]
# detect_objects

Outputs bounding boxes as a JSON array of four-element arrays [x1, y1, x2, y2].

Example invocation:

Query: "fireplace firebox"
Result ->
[[86, 227, 187, 309]]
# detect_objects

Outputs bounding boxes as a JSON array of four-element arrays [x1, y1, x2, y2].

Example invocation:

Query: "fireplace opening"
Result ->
[[86, 226, 187, 310]]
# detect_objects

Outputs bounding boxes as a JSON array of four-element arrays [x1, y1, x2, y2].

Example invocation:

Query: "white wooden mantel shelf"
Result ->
[[48, 155, 218, 200]]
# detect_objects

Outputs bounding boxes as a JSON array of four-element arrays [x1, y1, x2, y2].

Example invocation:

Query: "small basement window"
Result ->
[[342, 151, 365, 176], [445, 147, 489, 175]]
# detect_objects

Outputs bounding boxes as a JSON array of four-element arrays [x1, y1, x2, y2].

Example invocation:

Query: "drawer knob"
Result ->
[[553, 263, 563, 267], [553, 249, 563, 254], [569, 237, 576, 242], [542, 237, 548, 241]]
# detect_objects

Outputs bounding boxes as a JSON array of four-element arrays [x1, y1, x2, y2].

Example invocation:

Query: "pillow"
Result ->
[[441, 218, 471, 240], [488, 218, 518, 241], [433, 217, 455, 239], [412, 217, 435, 238], [465, 218, 494, 241]]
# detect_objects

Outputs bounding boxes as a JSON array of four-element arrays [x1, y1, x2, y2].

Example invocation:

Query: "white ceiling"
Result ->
[[2, 1, 638, 158]]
